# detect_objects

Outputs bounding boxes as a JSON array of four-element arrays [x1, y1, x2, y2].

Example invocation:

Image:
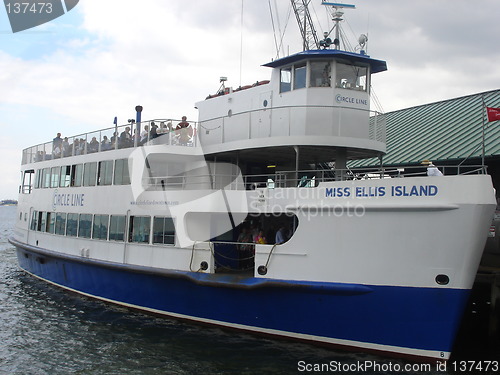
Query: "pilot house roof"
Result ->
[[263, 49, 388, 74]]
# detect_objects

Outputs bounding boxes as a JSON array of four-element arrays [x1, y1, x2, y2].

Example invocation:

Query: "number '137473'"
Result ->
[[5, 2, 53, 14]]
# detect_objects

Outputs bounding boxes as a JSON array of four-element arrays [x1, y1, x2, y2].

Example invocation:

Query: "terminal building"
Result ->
[[351, 89, 500, 263]]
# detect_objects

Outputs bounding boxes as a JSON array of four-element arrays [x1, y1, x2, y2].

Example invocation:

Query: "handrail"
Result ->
[[21, 118, 198, 165], [142, 165, 487, 191]]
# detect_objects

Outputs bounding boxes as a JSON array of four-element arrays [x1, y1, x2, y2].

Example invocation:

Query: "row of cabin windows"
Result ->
[[32, 158, 130, 190], [30, 211, 175, 245], [280, 60, 368, 93]]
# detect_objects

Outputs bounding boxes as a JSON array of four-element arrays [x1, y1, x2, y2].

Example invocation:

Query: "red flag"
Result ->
[[487, 107, 500, 122]]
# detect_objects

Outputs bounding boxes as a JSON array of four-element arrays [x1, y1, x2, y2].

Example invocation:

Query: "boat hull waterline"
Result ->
[[13, 238, 469, 361]]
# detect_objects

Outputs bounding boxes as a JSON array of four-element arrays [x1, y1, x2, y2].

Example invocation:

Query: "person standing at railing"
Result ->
[[119, 127, 132, 148], [421, 160, 443, 176], [140, 124, 149, 144], [53, 133, 62, 157], [176, 116, 193, 145]]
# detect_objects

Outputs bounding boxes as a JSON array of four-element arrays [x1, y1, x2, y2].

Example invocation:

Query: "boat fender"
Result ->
[[257, 265, 267, 275]]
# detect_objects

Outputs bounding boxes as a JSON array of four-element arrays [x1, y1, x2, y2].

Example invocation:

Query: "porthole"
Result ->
[[263, 99, 268, 107], [435, 274, 449, 285]]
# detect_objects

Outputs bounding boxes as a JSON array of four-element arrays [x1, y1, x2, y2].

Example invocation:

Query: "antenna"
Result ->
[[321, 1, 356, 51]]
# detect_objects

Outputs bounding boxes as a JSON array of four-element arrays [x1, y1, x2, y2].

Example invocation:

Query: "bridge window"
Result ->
[[109, 215, 126, 241], [310, 61, 331, 87], [280, 67, 292, 93], [336, 62, 367, 91], [293, 63, 307, 89]]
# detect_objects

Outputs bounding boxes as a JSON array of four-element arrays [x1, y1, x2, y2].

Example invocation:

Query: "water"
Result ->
[[0, 205, 491, 374]]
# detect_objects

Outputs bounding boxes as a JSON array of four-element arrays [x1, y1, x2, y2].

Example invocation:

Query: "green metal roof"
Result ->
[[350, 89, 500, 167]]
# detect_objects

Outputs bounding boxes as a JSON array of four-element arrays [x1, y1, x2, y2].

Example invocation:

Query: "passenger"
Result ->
[[78, 138, 87, 154], [254, 230, 267, 244], [140, 125, 149, 144], [88, 137, 99, 153], [237, 227, 253, 270], [101, 136, 111, 151], [275, 226, 288, 244], [73, 139, 81, 155], [110, 131, 118, 148], [421, 159, 443, 176], [53, 133, 62, 150], [52, 133, 63, 157], [62, 137, 70, 157], [150, 122, 159, 139], [119, 127, 132, 148], [176, 116, 193, 145]]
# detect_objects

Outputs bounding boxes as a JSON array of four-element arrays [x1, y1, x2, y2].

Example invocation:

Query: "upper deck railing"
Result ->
[[22, 119, 199, 165], [22, 105, 386, 165]]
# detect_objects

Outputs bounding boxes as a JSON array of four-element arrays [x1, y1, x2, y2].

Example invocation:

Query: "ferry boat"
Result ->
[[10, 2, 496, 361]]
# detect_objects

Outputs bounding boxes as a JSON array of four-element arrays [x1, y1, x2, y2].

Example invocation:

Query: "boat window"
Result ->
[[293, 63, 307, 90], [336, 62, 367, 91], [280, 67, 292, 93], [30, 210, 38, 231], [310, 61, 331, 87], [78, 214, 92, 238], [46, 212, 55, 234], [60, 166, 71, 188], [92, 214, 109, 240], [153, 217, 175, 245], [41, 168, 51, 189], [35, 169, 41, 189], [22, 169, 35, 194], [71, 164, 83, 187], [38, 211, 47, 232], [109, 215, 126, 241], [83, 162, 97, 186], [55, 213, 66, 235], [129, 216, 151, 243], [114, 159, 130, 185], [97, 160, 113, 186], [66, 213, 79, 237], [50, 167, 60, 188]]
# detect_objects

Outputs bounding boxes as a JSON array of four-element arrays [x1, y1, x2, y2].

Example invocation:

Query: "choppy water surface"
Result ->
[[0, 205, 492, 374]]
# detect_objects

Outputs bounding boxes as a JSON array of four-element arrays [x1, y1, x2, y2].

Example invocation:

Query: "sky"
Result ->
[[0, 0, 499, 199]]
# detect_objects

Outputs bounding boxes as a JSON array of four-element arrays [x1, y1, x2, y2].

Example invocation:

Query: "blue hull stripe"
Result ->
[[14, 243, 470, 356]]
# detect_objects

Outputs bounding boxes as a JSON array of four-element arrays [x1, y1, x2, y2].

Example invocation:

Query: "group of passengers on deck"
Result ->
[[36, 117, 194, 161]]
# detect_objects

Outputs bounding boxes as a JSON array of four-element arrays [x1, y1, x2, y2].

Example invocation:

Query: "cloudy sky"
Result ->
[[0, 0, 498, 199]]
